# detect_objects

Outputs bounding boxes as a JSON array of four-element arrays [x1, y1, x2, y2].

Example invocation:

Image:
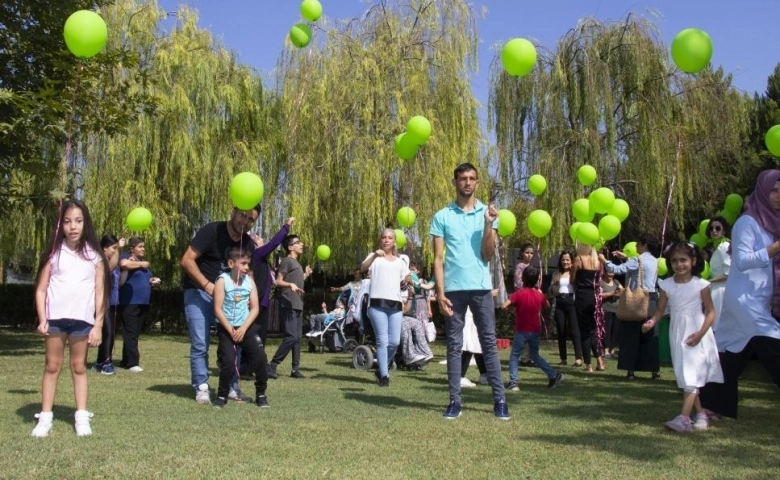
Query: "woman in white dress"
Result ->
[[705, 216, 731, 331], [700, 169, 780, 418]]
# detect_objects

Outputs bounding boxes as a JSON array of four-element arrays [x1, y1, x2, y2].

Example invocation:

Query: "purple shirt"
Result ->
[[252, 224, 290, 309]]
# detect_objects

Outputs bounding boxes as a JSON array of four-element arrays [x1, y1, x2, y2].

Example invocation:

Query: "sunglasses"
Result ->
[[708, 225, 722, 232]]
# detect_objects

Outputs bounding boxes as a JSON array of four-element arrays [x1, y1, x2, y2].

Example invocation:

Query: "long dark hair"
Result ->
[[557, 249, 574, 273], [663, 241, 705, 277], [36, 199, 110, 317]]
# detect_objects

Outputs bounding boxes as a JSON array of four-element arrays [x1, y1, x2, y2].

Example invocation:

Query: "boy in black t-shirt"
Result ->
[[267, 234, 312, 379], [180, 206, 259, 405]]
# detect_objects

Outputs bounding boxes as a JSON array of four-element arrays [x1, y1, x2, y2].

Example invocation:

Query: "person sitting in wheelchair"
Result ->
[[306, 298, 346, 337]]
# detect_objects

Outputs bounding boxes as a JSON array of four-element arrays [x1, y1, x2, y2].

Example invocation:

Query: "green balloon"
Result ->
[[719, 209, 737, 226], [598, 215, 622, 240], [577, 165, 597, 187], [701, 260, 711, 280], [63, 10, 108, 59], [497, 209, 516, 237], [671, 28, 713, 74], [690, 233, 707, 249], [698, 219, 710, 238], [528, 174, 547, 196], [406, 116, 431, 144], [125, 207, 153, 232], [394, 133, 418, 161], [572, 198, 594, 223], [766, 125, 780, 156], [724, 193, 744, 214], [501, 38, 537, 77], [608, 199, 630, 222], [396, 206, 416, 228], [394, 229, 406, 249], [589, 187, 615, 214], [623, 241, 638, 258], [289, 23, 312, 48], [576, 222, 599, 246], [527, 210, 552, 238], [569, 222, 582, 242], [229, 172, 264, 210], [657, 257, 668, 276], [300, 0, 323, 22], [316, 244, 331, 261]]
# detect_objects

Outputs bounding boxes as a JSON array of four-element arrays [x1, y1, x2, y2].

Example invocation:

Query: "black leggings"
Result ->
[[119, 304, 148, 369], [700, 336, 780, 418], [554, 295, 582, 362], [217, 323, 268, 399], [575, 292, 599, 365], [96, 305, 118, 365], [461, 351, 486, 377]]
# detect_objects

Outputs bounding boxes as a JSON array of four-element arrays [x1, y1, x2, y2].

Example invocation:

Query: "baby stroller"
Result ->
[[307, 290, 359, 354]]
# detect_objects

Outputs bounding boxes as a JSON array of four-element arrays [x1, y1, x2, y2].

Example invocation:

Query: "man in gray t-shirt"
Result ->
[[267, 235, 312, 379]]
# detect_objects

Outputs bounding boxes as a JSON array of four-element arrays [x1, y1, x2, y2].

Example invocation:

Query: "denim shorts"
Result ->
[[47, 319, 94, 336]]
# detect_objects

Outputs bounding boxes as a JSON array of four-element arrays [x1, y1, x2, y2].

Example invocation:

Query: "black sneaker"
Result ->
[[443, 401, 462, 419], [213, 397, 227, 409], [374, 370, 381, 384], [548, 373, 565, 388], [256, 395, 270, 408], [519, 360, 536, 368], [493, 399, 511, 420], [290, 370, 305, 379], [266, 364, 279, 379], [378, 375, 390, 387]]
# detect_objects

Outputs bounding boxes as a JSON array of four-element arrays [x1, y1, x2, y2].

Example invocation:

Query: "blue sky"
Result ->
[[157, 0, 777, 118]]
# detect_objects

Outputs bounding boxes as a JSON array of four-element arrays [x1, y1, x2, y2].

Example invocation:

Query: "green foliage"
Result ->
[[275, 0, 483, 267], [488, 15, 752, 249]]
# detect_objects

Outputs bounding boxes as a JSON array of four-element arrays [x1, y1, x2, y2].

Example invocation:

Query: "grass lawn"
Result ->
[[1, 329, 778, 479]]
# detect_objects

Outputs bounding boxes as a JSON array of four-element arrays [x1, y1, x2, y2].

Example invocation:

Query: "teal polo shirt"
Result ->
[[429, 200, 497, 293]]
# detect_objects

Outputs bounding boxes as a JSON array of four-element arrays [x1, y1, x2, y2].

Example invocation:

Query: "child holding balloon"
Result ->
[[32, 199, 109, 437]]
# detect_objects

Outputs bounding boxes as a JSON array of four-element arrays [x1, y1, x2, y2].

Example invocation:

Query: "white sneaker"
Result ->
[[195, 383, 211, 405], [693, 412, 709, 430], [460, 377, 476, 388], [31, 412, 53, 438], [128, 366, 143, 372], [664, 414, 693, 433], [479, 374, 488, 385], [74, 410, 94, 437]]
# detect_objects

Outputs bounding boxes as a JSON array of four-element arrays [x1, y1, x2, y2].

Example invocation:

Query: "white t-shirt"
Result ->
[[364, 254, 410, 303]]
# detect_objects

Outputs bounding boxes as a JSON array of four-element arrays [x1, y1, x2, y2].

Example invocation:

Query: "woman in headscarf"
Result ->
[[699, 169, 780, 418]]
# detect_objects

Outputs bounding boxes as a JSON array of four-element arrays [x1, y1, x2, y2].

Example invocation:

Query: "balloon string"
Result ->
[[50, 62, 84, 267], [661, 136, 683, 252]]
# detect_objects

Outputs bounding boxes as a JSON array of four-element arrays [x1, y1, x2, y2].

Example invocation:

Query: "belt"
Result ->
[[557, 293, 574, 298]]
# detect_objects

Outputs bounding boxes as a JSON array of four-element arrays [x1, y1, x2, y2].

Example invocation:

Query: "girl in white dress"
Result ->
[[643, 242, 723, 433]]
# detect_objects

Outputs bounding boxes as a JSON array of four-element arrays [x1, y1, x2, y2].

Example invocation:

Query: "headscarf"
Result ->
[[742, 169, 780, 317]]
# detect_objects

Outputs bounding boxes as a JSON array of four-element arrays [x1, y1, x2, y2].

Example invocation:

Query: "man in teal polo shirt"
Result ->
[[430, 162, 510, 420]]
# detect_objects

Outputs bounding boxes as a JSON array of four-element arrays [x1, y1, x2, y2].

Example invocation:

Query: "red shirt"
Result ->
[[508, 288, 546, 333]]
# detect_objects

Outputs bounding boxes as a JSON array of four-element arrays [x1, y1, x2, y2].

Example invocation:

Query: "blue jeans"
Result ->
[[508, 332, 557, 383], [444, 290, 505, 404], [367, 306, 402, 377], [184, 288, 215, 391]]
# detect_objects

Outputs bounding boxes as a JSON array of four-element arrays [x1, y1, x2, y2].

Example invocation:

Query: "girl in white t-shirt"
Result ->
[[360, 229, 410, 387], [32, 200, 109, 437]]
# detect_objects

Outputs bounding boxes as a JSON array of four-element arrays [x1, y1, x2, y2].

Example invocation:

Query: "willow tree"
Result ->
[[79, 0, 277, 280], [275, 0, 482, 268], [488, 15, 751, 251]]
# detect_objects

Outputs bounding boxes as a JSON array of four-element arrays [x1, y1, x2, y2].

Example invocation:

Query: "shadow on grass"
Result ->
[[0, 330, 42, 357], [314, 373, 376, 385], [8, 389, 38, 395], [342, 392, 439, 411], [16, 402, 76, 422], [147, 383, 193, 400]]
